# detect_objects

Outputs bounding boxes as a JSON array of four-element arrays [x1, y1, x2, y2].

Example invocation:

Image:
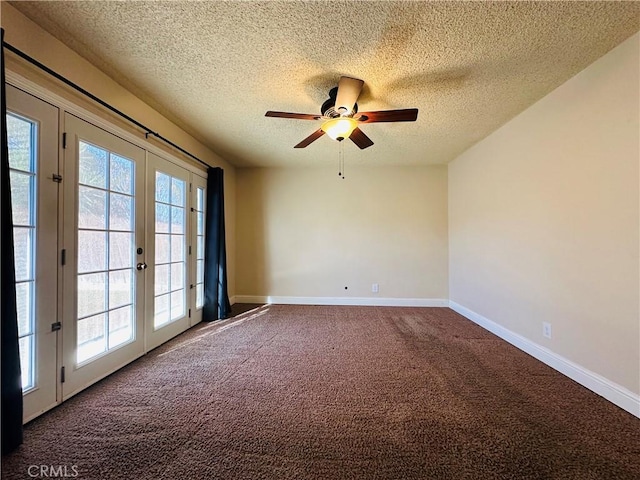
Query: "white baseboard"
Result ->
[[234, 295, 449, 307], [449, 301, 640, 418]]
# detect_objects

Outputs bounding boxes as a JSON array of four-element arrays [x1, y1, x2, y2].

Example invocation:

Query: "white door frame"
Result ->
[[6, 85, 61, 422], [145, 152, 193, 351], [61, 113, 146, 400]]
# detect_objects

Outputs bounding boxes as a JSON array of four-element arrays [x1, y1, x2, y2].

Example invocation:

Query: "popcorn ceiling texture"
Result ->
[[10, 1, 640, 167]]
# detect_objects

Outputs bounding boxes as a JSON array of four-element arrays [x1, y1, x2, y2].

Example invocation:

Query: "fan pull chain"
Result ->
[[338, 141, 345, 179]]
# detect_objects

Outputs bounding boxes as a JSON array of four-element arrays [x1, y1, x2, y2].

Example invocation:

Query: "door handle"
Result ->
[[136, 262, 148, 271]]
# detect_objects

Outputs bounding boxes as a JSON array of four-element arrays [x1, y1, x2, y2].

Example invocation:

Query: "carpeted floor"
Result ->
[[2, 305, 639, 479]]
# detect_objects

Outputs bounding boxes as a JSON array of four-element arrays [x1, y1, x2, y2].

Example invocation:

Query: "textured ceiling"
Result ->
[[10, 1, 640, 168]]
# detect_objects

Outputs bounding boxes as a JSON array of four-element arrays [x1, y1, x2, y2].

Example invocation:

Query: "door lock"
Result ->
[[136, 262, 148, 271]]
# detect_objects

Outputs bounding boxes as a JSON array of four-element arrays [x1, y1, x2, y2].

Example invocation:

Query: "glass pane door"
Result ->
[[145, 152, 191, 350], [7, 85, 59, 422], [153, 170, 186, 328], [190, 173, 206, 325], [76, 142, 136, 364], [62, 114, 145, 399], [9, 113, 37, 389], [7, 85, 208, 418]]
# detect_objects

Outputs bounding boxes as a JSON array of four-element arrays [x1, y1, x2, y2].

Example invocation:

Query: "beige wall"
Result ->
[[236, 166, 448, 301], [449, 33, 639, 394], [1, 3, 236, 296]]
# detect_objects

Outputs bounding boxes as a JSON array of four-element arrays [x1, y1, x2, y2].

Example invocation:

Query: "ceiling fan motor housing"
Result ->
[[321, 87, 358, 117]]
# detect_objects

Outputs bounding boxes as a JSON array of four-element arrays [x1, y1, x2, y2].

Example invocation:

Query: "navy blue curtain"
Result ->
[[202, 167, 231, 321], [1, 28, 24, 455]]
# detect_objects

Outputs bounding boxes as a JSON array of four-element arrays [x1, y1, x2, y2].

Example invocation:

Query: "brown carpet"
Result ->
[[2, 305, 639, 479]]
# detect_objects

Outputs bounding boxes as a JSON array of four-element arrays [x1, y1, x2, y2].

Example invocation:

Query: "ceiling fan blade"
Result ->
[[355, 108, 419, 123], [334, 76, 364, 115], [266, 111, 322, 120], [349, 127, 374, 150], [294, 129, 326, 148]]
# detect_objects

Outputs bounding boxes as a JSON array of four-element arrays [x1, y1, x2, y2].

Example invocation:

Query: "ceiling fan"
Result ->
[[265, 76, 418, 149]]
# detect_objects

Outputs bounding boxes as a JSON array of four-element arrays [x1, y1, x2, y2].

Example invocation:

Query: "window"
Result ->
[[195, 186, 205, 309], [154, 172, 186, 328], [7, 113, 37, 391], [76, 141, 135, 364]]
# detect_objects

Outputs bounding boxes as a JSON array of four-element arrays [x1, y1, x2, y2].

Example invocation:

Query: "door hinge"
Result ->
[[52, 174, 63, 183], [61, 249, 66, 266], [188, 308, 191, 318], [190, 284, 194, 290], [60, 366, 65, 383], [188, 245, 192, 255], [189, 183, 192, 192], [51, 322, 62, 332], [62, 132, 67, 149]]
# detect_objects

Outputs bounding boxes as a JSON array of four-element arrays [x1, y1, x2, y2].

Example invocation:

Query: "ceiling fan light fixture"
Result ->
[[321, 117, 358, 141], [266, 76, 417, 148]]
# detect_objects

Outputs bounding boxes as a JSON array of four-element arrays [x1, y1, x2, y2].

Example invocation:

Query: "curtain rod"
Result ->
[[2, 40, 210, 170]]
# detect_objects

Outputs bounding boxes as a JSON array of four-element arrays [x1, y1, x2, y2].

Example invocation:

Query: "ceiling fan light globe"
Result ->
[[321, 117, 358, 141]]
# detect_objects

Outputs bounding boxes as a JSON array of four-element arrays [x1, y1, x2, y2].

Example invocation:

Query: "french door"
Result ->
[[145, 153, 192, 350], [62, 118, 199, 396], [8, 84, 207, 417], [6, 85, 59, 422], [62, 114, 146, 398]]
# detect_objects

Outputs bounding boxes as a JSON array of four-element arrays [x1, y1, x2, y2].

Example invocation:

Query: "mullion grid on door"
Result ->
[[76, 141, 135, 364], [195, 186, 205, 309], [7, 113, 37, 391], [154, 172, 186, 328]]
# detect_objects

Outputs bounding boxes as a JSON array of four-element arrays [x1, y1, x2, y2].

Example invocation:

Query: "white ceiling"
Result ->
[[10, 1, 640, 168]]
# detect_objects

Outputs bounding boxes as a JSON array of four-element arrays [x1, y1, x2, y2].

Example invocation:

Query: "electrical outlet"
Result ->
[[372, 283, 379, 293], [542, 322, 552, 339]]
